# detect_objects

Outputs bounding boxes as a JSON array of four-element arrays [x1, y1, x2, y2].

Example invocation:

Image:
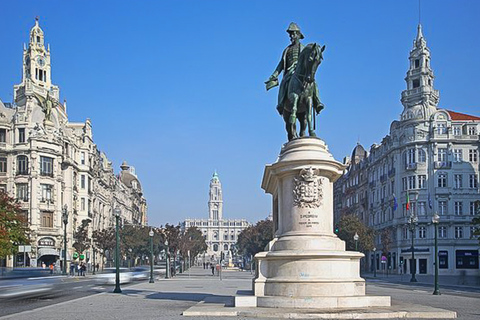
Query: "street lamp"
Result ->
[[373, 247, 377, 278], [62, 205, 68, 276], [113, 208, 122, 293], [354, 232, 359, 251], [432, 213, 440, 295], [408, 213, 418, 282], [165, 239, 170, 279], [149, 228, 154, 283]]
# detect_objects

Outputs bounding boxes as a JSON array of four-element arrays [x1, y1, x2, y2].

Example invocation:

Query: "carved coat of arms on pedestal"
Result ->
[[293, 167, 323, 208]]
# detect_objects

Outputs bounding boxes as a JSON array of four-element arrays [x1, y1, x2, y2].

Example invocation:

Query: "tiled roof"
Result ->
[[446, 110, 480, 121]]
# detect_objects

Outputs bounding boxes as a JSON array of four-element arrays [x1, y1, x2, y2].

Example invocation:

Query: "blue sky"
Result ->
[[1, 1, 479, 227]]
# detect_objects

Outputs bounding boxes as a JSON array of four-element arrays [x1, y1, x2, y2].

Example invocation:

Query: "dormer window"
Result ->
[[414, 59, 420, 68], [412, 79, 420, 88]]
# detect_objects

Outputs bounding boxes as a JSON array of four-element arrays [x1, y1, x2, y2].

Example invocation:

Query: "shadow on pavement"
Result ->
[[145, 291, 233, 305]]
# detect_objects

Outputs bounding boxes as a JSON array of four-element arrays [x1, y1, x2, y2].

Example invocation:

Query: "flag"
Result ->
[[428, 193, 433, 209], [406, 190, 410, 211], [393, 193, 398, 211]]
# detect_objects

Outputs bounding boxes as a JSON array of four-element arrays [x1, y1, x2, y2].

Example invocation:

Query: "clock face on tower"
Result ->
[[36, 56, 46, 67]]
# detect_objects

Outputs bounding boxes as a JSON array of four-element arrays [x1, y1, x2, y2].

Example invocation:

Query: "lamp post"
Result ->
[[92, 247, 96, 275], [432, 213, 440, 295], [354, 232, 359, 251], [165, 239, 170, 279], [408, 213, 418, 282], [113, 208, 122, 293], [373, 247, 377, 278], [149, 228, 154, 283], [62, 205, 68, 276]]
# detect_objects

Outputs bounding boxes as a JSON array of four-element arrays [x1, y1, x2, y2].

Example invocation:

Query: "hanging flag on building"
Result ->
[[406, 190, 410, 211]]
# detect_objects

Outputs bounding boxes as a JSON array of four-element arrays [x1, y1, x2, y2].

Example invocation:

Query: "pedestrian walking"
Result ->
[[49, 263, 54, 275], [69, 263, 75, 276]]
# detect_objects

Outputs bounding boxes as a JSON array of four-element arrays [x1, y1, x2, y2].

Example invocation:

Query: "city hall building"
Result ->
[[0, 19, 147, 268], [334, 25, 479, 277], [182, 172, 250, 263]]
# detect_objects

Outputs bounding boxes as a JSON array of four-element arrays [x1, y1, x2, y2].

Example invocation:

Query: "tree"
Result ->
[[92, 227, 115, 266], [337, 214, 375, 252], [236, 219, 274, 257], [73, 219, 91, 254], [380, 227, 393, 257], [179, 227, 207, 267], [0, 191, 30, 260]]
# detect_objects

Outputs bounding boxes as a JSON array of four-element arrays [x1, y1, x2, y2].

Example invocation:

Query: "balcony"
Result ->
[[40, 172, 54, 178], [434, 161, 452, 169], [405, 163, 417, 171], [16, 170, 29, 176]]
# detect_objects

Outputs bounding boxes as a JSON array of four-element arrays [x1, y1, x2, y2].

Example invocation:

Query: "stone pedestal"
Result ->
[[249, 137, 390, 309]]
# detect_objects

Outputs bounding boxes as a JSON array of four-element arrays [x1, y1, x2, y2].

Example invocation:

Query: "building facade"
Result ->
[[182, 172, 250, 263], [334, 25, 479, 277], [0, 19, 147, 268]]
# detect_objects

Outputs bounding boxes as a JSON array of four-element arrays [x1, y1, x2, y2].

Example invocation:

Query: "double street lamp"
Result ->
[[408, 213, 418, 282], [354, 232, 359, 251], [165, 239, 170, 279], [149, 228, 154, 283], [372, 247, 377, 278], [113, 208, 122, 293], [432, 213, 440, 295], [62, 205, 68, 276]]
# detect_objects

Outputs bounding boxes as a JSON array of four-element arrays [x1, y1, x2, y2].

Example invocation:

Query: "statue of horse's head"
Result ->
[[303, 43, 325, 83]]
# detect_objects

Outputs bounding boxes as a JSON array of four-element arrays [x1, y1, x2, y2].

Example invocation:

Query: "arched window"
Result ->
[[224, 244, 229, 251], [213, 232, 218, 240], [213, 244, 218, 252], [17, 155, 29, 175]]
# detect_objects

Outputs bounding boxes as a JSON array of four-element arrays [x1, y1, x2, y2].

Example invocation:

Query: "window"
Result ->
[[18, 128, 25, 143], [0, 157, 6, 173], [403, 227, 408, 240], [407, 148, 415, 164], [41, 184, 53, 202], [471, 202, 479, 215], [402, 177, 407, 191], [454, 227, 463, 239], [81, 175, 86, 189], [0, 129, 6, 143], [418, 149, 426, 162], [469, 150, 478, 162], [224, 244, 228, 251], [436, 124, 447, 134], [453, 126, 461, 136], [414, 59, 420, 68], [439, 200, 447, 215], [418, 226, 426, 239], [231, 233, 235, 240], [439, 251, 448, 269], [439, 226, 447, 238], [81, 198, 85, 211], [438, 148, 447, 162], [418, 175, 426, 189], [469, 174, 478, 189], [456, 250, 479, 269], [40, 156, 53, 177], [468, 126, 477, 135], [453, 149, 462, 162], [223, 233, 228, 240], [213, 232, 218, 240], [418, 202, 426, 216], [412, 79, 420, 88], [16, 183, 28, 201], [454, 174, 463, 189], [40, 211, 53, 228], [81, 152, 85, 165], [454, 202, 463, 215], [408, 176, 416, 189], [438, 173, 447, 188], [17, 155, 28, 175], [213, 244, 218, 252]]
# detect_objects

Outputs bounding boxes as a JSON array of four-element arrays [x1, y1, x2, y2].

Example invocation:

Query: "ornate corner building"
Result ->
[[0, 19, 147, 268], [182, 172, 250, 262], [334, 25, 479, 277]]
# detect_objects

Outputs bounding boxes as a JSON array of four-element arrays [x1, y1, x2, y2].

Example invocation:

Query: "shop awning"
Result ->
[[38, 247, 59, 257]]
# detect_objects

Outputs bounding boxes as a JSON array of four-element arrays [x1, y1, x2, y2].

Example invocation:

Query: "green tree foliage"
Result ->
[[92, 227, 115, 262], [121, 225, 163, 265], [0, 191, 30, 259], [163, 223, 181, 255], [73, 219, 91, 254], [236, 219, 274, 257], [380, 227, 393, 256], [179, 226, 207, 265], [337, 215, 375, 252]]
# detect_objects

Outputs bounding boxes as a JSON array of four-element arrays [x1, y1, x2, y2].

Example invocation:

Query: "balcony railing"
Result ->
[[434, 161, 452, 169], [40, 172, 54, 177], [16, 170, 29, 176], [405, 163, 417, 171]]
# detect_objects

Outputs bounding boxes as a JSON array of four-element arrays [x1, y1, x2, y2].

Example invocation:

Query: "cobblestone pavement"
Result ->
[[0, 267, 478, 320]]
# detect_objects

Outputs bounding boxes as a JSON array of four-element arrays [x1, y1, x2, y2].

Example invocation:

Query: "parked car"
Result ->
[[94, 268, 132, 285]]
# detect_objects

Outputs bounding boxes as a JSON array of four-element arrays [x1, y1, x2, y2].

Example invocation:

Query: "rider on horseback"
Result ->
[[265, 22, 324, 116]]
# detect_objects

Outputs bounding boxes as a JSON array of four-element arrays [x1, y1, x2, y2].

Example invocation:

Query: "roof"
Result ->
[[446, 110, 480, 121]]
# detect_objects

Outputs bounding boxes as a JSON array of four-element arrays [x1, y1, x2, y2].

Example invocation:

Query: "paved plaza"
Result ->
[[0, 267, 478, 320]]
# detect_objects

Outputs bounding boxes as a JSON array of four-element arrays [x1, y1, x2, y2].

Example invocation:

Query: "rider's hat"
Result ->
[[286, 22, 304, 39]]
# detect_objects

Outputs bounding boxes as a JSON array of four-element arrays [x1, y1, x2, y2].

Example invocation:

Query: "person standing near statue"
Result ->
[[265, 22, 305, 115]]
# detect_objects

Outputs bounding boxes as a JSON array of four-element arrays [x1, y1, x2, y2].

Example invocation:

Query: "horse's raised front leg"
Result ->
[[307, 96, 316, 137]]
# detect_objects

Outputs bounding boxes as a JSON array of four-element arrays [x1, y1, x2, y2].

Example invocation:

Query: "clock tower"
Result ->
[[14, 17, 60, 103], [208, 171, 223, 221]]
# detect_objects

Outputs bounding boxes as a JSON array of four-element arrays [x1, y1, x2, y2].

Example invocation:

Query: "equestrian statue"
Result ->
[[265, 22, 325, 141]]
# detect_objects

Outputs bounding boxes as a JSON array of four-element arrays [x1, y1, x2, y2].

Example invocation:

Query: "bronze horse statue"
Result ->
[[281, 43, 325, 141]]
